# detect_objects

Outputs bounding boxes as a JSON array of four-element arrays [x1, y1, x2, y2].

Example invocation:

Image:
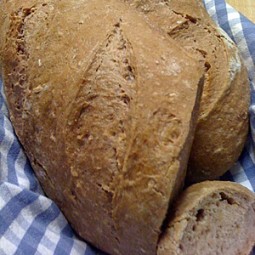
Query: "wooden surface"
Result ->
[[227, 0, 255, 22]]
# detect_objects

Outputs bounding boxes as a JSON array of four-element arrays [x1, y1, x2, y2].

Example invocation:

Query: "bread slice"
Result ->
[[125, 0, 250, 182], [158, 181, 255, 255], [0, 0, 204, 254]]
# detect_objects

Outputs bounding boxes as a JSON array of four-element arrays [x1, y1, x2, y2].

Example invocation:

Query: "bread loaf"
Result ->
[[158, 181, 255, 255], [126, 0, 250, 182], [0, 0, 204, 254]]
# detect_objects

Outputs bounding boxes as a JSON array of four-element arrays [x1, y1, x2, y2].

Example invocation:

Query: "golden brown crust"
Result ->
[[0, 0, 204, 254], [125, 0, 250, 182], [158, 181, 255, 255]]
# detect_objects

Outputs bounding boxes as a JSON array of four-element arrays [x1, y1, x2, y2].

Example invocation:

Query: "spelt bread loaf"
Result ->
[[126, 0, 250, 182], [158, 181, 255, 255], [0, 0, 204, 254]]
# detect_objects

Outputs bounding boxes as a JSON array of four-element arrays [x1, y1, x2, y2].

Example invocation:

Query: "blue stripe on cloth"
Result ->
[[250, 87, 255, 107], [0, 82, 8, 118], [214, 1, 235, 40], [220, 170, 235, 182], [203, 0, 219, 23], [3, 227, 24, 251], [0, 189, 38, 236], [53, 225, 74, 255], [240, 15, 255, 66], [0, 116, 40, 192], [23, 159, 40, 193], [0, 113, 5, 148], [7, 137, 20, 185], [85, 246, 106, 255], [0, 80, 4, 110], [85, 246, 97, 255], [39, 235, 57, 253], [0, 115, 7, 181], [14, 203, 60, 255], [203, 0, 214, 10], [0, 118, 15, 182], [239, 147, 255, 191]]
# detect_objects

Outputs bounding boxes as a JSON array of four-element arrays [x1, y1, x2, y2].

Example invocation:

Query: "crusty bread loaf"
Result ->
[[0, 0, 204, 254], [126, 0, 250, 182], [158, 181, 255, 255]]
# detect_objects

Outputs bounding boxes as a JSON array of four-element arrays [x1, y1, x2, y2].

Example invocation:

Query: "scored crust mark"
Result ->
[[167, 13, 218, 82], [62, 13, 191, 253], [125, 0, 228, 119], [152, 109, 183, 146], [139, 1, 238, 118], [159, 1, 249, 182], [125, 0, 249, 183], [65, 21, 137, 207], [62, 22, 139, 251]]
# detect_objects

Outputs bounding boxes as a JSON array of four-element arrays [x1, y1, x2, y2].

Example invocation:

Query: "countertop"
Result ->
[[227, 0, 255, 23]]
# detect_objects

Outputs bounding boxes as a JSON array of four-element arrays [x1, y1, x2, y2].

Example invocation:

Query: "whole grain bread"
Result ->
[[125, 0, 250, 182], [158, 181, 255, 255], [0, 0, 204, 254]]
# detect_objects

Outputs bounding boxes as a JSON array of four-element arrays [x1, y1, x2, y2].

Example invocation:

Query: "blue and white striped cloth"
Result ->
[[0, 0, 254, 254]]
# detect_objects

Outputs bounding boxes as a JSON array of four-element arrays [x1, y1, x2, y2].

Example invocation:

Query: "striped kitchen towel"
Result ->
[[0, 0, 254, 254]]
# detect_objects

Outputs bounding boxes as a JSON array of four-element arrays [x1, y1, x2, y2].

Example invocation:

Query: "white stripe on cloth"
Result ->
[[0, 194, 52, 254], [0, 118, 15, 182], [204, 0, 219, 25], [249, 144, 255, 165], [35, 213, 68, 255], [225, 4, 255, 79], [0, 236, 18, 255], [0, 82, 8, 117], [0, 183, 20, 209], [15, 150, 31, 189], [250, 105, 255, 142], [230, 162, 253, 190], [69, 243, 89, 255]]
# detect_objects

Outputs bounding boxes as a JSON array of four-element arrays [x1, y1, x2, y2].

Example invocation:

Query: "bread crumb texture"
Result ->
[[158, 181, 255, 255]]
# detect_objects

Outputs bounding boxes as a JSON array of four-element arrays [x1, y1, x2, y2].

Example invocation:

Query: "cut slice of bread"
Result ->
[[158, 181, 255, 255]]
